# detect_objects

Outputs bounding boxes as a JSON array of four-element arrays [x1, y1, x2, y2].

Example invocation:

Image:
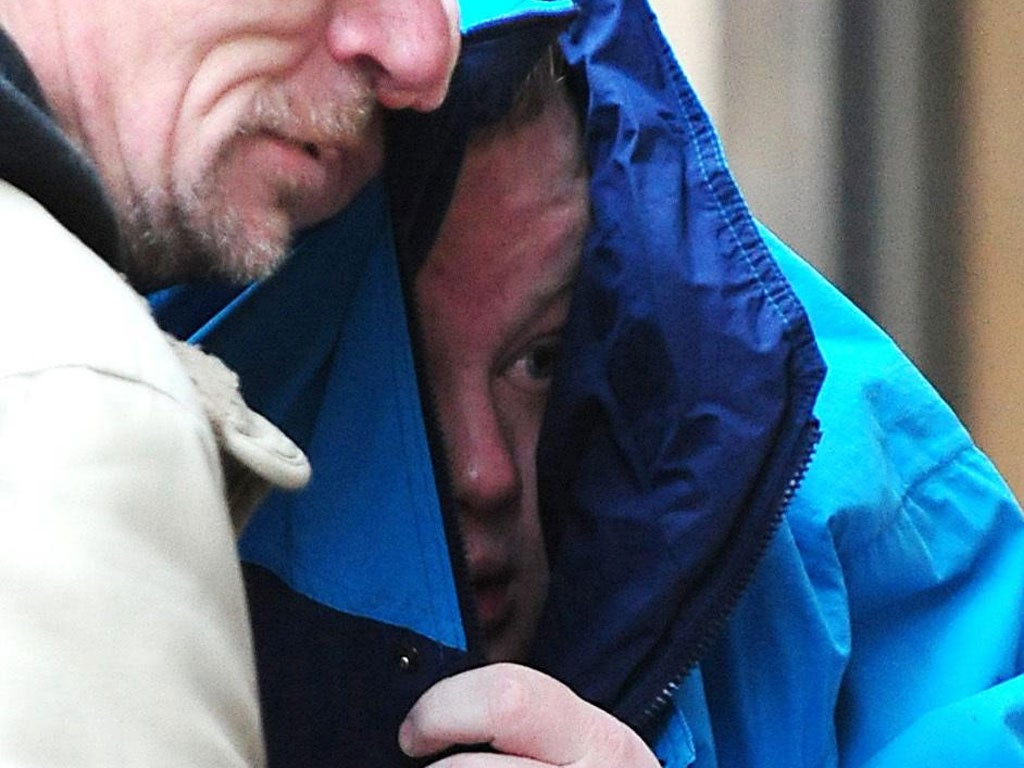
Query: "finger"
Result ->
[[423, 751, 550, 768], [399, 663, 657, 767], [400, 664, 582, 760]]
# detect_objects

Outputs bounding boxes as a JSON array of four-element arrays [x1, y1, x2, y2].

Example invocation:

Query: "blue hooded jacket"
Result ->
[[152, 0, 1024, 765]]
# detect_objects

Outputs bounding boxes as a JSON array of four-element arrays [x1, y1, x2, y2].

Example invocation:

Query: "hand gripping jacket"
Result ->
[[153, 0, 1024, 766]]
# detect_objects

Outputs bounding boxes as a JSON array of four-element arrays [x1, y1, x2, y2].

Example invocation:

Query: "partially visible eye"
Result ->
[[505, 335, 564, 392], [524, 337, 563, 380]]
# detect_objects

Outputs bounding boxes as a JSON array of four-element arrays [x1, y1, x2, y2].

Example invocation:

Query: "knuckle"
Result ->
[[598, 722, 633, 761], [584, 713, 654, 767], [486, 666, 532, 729]]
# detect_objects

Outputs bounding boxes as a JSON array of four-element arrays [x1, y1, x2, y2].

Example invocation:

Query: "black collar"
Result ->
[[0, 27, 122, 266]]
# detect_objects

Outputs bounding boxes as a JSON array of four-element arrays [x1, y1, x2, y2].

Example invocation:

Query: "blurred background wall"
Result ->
[[648, 0, 1024, 498]]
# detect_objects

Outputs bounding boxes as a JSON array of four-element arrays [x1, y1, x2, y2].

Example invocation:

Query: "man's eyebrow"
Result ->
[[512, 265, 579, 337], [548, 264, 581, 300], [508, 204, 587, 339]]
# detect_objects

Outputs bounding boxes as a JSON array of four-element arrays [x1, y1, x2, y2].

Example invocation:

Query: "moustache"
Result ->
[[238, 84, 379, 153]]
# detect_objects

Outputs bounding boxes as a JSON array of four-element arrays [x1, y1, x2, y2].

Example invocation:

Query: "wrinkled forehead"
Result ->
[[416, 87, 587, 354], [386, 2, 579, 279]]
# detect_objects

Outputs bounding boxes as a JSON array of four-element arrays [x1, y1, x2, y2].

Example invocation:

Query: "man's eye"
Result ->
[[523, 338, 562, 380], [506, 335, 564, 391]]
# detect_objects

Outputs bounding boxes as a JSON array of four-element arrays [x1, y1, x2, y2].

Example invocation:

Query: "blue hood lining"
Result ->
[[459, 0, 576, 36], [152, 183, 468, 653]]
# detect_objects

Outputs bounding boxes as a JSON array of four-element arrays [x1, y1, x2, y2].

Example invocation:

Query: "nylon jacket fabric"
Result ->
[[655, 229, 1024, 767], [0, 30, 266, 767], [152, 0, 1024, 766], [394, 0, 826, 728], [531, 1, 1024, 762], [399, 0, 1024, 763]]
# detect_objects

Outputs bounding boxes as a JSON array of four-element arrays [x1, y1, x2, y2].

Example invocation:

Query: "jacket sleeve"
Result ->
[[0, 365, 265, 767], [829, 435, 1024, 768], [691, 460, 1024, 768], [857, 677, 1024, 766], [766, 226, 1024, 766]]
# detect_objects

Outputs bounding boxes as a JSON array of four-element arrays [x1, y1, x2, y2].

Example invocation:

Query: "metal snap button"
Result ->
[[396, 645, 420, 673]]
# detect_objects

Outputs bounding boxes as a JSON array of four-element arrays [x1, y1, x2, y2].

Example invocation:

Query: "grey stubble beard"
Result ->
[[117, 166, 294, 292], [116, 83, 376, 292]]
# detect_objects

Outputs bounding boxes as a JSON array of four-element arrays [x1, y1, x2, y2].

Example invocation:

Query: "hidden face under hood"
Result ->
[[388, 0, 826, 732]]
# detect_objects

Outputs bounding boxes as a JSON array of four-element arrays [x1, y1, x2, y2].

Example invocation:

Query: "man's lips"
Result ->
[[259, 130, 327, 161], [231, 114, 383, 227], [470, 569, 515, 632], [249, 131, 356, 205]]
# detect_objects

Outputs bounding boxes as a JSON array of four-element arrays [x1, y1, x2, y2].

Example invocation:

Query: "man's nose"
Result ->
[[326, 0, 460, 112], [448, 400, 521, 516]]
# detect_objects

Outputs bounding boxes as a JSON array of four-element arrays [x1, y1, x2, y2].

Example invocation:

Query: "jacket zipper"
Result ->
[[631, 417, 823, 734]]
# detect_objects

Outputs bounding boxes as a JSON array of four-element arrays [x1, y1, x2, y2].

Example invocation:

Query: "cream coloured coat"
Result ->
[[0, 178, 280, 766]]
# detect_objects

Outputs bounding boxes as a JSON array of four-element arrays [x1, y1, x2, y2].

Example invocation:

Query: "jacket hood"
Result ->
[[388, 0, 826, 730], [540, 0, 824, 728]]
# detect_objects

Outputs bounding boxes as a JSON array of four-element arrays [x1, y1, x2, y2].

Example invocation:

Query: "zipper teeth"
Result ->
[[632, 418, 822, 732]]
